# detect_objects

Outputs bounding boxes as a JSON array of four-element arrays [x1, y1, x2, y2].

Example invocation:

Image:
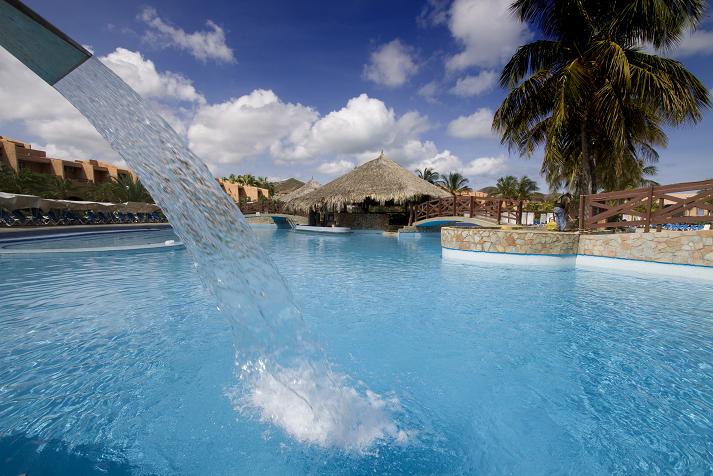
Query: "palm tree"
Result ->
[[437, 172, 471, 196], [416, 167, 441, 184], [44, 176, 84, 200], [493, 0, 710, 195], [494, 175, 519, 198], [7, 168, 48, 195], [255, 176, 275, 196], [95, 175, 153, 203], [514, 176, 539, 200]]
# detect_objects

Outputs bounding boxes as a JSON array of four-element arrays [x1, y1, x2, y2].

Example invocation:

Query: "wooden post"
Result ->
[[452, 196, 457, 217], [469, 195, 475, 218], [516, 200, 523, 225], [496, 200, 502, 225], [644, 186, 654, 233], [578, 194, 585, 231], [656, 197, 664, 232]]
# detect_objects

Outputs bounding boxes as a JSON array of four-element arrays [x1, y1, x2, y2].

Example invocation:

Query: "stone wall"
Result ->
[[441, 227, 713, 267], [335, 213, 390, 230], [579, 230, 713, 266], [442, 228, 580, 255], [245, 215, 307, 225]]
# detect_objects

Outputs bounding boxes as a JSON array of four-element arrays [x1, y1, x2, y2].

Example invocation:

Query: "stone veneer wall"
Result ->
[[578, 230, 713, 266], [441, 227, 713, 267], [335, 213, 390, 230], [245, 215, 307, 225], [442, 228, 580, 255]]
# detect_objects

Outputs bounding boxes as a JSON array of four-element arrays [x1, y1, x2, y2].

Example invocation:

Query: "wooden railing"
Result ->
[[414, 196, 532, 224], [578, 179, 713, 232]]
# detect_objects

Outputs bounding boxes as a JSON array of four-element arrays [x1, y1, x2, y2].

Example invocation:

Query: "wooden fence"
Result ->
[[414, 196, 533, 224], [578, 179, 713, 232]]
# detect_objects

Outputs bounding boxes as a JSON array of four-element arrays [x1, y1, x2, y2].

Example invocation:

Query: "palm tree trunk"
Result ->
[[580, 125, 591, 195], [588, 152, 598, 195], [579, 124, 597, 194]]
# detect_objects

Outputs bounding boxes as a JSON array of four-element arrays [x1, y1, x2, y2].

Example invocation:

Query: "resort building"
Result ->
[[217, 178, 269, 203], [0, 136, 134, 184], [459, 190, 490, 198]]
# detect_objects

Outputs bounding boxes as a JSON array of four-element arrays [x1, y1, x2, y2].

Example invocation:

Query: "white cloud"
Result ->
[[447, 108, 495, 139], [412, 152, 509, 185], [316, 160, 355, 176], [0, 46, 206, 165], [450, 70, 498, 96], [100, 48, 205, 103], [461, 155, 508, 176], [412, 150, 463, 174], [445, 0, 531, 70], [187, 89, 461, 178], [363, 39, 419, 87], [417, 0, 450, 28], [673, 29, 713, 57], [271, 94, 435, 164], [417, 81, 439, 103], [0, 43, 464, 183], [187, 89, 318, 164], [139, 7, 236, 64], [0, 48, 120, 163]]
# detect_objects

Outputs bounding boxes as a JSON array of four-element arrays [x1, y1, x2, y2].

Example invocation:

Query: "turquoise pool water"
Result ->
[[1, 228, 712, 474], [0, 229, 178, 251]]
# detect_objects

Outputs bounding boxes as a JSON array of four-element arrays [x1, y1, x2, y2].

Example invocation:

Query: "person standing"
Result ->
[[553, 201, 567, 231]]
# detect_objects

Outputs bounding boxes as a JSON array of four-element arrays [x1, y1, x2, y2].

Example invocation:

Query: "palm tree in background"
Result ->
[[95, 175, 153, 203], [514, 176, 539, 200], [255, 176, 275, 196], [438, 172, 471, 196], [493, 0, 710, 195], [0, 166, 47, 195], [416, 167, 441, 184], [494, 175, 519, 198], [44, 176, 85, 200]]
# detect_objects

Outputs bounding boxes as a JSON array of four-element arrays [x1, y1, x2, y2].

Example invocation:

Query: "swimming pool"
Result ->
[[1, 227, 712, 474], [0, 228, 180, 252]]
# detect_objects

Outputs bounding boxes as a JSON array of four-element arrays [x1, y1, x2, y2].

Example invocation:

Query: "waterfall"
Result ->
[[54, 58, 403, 450]]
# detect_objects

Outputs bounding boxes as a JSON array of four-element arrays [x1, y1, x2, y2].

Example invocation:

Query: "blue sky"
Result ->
[[1, 0, 711, 190]]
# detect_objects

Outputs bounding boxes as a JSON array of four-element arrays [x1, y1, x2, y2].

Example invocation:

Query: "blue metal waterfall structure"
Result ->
[[0, 0, 91, 84]]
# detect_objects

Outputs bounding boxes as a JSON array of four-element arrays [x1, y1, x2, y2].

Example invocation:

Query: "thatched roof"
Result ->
[[279, 178, 322, 203], [290, 153, 449, 211]]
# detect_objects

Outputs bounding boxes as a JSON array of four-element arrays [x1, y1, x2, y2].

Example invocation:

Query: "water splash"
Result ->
[[54, 58, 402, 450]]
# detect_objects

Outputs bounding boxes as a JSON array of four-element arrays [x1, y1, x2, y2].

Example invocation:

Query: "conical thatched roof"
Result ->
[[290, 153, 449, 211], [279, 178, 322, 203]]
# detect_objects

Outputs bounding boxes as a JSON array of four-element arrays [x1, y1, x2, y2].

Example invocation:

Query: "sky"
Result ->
[[1, 0, 712, 190]]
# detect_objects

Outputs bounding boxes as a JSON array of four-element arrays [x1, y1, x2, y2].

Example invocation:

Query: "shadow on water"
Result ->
[[0, 434, 148, 476]]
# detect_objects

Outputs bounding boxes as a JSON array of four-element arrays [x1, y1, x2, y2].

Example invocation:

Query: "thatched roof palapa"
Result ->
[[291, 153, 449, 212], [279, 178, 321, 204]]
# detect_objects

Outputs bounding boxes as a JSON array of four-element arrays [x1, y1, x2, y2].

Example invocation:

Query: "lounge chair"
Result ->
[[1, 209, 20, 226]]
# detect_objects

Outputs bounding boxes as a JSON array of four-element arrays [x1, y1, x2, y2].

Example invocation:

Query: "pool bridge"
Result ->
[[413, 196, 538, 227]]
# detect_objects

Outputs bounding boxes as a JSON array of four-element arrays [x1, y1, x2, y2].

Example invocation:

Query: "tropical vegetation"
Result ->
[[0, 163, 153, 203], [223, 173, 275, 196], [415, 167, 441, 184], [437, 172, 472, 196], [493, 0, 710, 195], [493, 175, 540, 200]]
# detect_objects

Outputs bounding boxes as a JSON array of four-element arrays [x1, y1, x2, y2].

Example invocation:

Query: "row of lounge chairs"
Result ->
[[661, 224, 708, 231], [0, 208, 167, 227]]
